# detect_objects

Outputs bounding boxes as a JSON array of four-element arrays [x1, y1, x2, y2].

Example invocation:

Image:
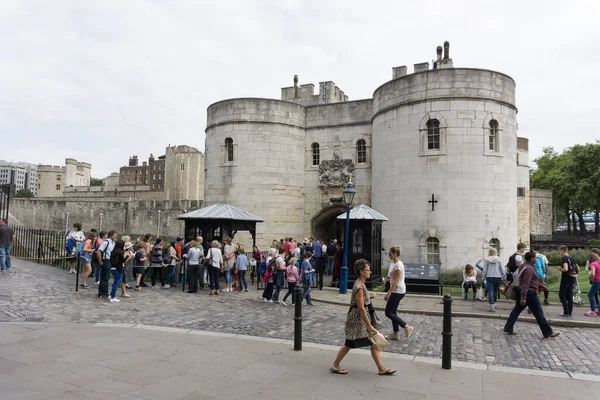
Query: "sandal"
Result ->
[[329, 367, 348, 375], [405, 325, 414, 339], [378, 369, 396, 376]]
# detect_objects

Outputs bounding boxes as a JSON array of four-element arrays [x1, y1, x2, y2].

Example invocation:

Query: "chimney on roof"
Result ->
[[443, 41, 450, 60], [294, 75, 299, 98]]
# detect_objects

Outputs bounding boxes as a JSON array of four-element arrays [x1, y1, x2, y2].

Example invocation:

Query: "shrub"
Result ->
[[545, 249, 589, 268], [439, 267, 483, 286], [589, 239, 600, 248]]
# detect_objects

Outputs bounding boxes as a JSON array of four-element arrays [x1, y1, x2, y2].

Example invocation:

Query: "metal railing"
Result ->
[[11, 225, 72, 269]]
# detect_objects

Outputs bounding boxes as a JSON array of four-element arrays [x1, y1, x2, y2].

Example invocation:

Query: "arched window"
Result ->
[[356, 139, 367, 164], [427, 119, 440, 150], [426, 237, 440, 264], [489, 238, 500, 256], [311, 142, 320, 166], [225, 138, 234, 162], [489, 120, 498, 151]]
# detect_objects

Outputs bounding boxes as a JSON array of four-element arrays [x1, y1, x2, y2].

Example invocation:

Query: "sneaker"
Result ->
[[487, 306, 495, 312], [109, 297, 120, 303], [140, 282, 148, 287], [244, 289, 248, 292], [94, 281, 100, 285], [463, 295, 468, 300], [557, 314, 572, 318], [544, 299, 550, 305], [585, 311, 597, 317], [279, 300, 287, 307], [152, 285, 157, 290], [263, 298, 268, 302], [80, 284, 90, 289], [163, 284, 171, 289], [135, 286, 142, 291], [268, 299, 273, 303]]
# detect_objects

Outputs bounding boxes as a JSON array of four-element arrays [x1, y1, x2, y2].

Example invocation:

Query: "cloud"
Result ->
[[1, 0, 598, 176]]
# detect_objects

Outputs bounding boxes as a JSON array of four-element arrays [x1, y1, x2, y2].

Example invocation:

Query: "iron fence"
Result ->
[[11, 225, 71, 269], [0, 184, 10, 221]]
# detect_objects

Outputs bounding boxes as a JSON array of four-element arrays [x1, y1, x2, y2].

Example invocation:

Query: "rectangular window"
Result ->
[[517, 187, 525, 197], [426, 240, 440, 264], [55, 184, 61, 191], [489, 132, 496, 151], [181, 163, 185, 171], [145, 179, 148, 184], [157, 184, 161, 189], [152, 184, 156, 189], [538, 204, 542, 213], [56, 175, 61, 181], [158, 166, 162, 171], [158, 174, 162, 180], [153, 174, 156, 180]]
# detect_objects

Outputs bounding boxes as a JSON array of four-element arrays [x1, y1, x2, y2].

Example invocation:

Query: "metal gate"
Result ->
[[0, 184, 10, 221]]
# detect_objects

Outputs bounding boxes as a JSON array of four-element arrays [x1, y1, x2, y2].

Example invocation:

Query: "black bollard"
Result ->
[[294, 283, 303, 351], [442, 293, 453, 370], [75, 254, 81, 292]]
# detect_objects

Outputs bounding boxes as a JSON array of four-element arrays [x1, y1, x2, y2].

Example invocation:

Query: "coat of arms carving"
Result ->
[[318, 151, 355, 187]]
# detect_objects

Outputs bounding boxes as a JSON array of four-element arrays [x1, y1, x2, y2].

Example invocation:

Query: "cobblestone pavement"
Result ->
[[2, 259, 600, 376]]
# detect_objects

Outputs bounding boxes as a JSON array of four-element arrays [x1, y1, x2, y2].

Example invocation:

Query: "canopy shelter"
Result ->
[[178, 204, 264, 248], [337, 204, 388, 288]]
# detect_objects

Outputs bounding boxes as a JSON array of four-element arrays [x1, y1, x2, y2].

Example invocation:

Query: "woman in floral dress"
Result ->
[[330, 259, 396, 376]]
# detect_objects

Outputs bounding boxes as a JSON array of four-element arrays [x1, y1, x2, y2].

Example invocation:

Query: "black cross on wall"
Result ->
[[428, 194, 438, 211]]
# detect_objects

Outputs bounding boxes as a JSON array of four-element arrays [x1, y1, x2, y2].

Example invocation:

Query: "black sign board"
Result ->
[[404, 263, 440, 294]]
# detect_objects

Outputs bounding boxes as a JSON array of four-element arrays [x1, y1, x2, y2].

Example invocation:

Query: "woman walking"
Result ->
[[301, 252, 315, 306], [282, 257, 299, 305], [222, 237, 236, 292], [185, 240, 202, 293], [585, 251, 600, 316], [330, 259, 396, 376], [207, 240, 223, 295], [384, 245, 414, 340], [272, 247, 287, 304], [236, 245, 248, 292], [79, 231, 96, 289], [482, 247, 506, 312]]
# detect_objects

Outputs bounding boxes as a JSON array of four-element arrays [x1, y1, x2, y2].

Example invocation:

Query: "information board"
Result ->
[[403, 263, 439, 281]]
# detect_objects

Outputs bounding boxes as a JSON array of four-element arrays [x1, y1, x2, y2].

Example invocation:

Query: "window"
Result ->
[[153, 174, 156, 180], [127, 179, 130, 184], [181, 163, 185, 171], [311, 142, 320, 166], [152, 184, 156, 189], [145, 179, 148, 184], [352, 229, 363, 253], [157, 184, 161, 189], [538, 204, 542, 213], [56, 175, 61, 182], [356, 139, 367, 164], [158, 165, 162, 171], [426, 237, 440, 264], [489, 120, 498, 151], [153, 165, 156, 171], [225, 138, 234, 162], [158, 174, 162, 180], [55, 184, 61, 191], [122, 171, 125, 176], [427, 119, 440, 150], [489, 238, 501, 256], [121, 179, 124, 184], [517, 187, 525, 197]]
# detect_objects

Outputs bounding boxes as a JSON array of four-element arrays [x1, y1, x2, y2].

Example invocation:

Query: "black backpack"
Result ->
[[566, 256, 580, 277], [506, 253, 519, 273]]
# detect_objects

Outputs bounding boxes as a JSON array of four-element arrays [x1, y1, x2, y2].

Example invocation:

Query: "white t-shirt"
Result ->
[[389, 260, 406, 294]]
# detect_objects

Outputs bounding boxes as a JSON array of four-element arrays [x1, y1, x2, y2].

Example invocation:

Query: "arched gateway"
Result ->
[[311, 205, 346, 242]]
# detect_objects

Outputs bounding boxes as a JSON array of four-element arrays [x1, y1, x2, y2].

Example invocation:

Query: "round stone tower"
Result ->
[[371, 67, 518, 268], [204, 98, 306, 243]]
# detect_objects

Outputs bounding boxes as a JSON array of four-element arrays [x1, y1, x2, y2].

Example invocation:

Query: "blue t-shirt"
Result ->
[[534, 254, 547, 280], [302, 260, 313, 282], [312, 242, 322, 257], [237, 254, 248, 271]]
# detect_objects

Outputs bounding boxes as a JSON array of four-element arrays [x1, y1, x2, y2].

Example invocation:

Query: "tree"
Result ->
[[14, 188, 34, 198], [90, 178, 103, 187]]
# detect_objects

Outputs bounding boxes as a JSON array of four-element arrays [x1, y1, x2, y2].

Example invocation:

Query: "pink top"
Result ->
[[286, 264, 300, 282], [592, 261, 600, 283]]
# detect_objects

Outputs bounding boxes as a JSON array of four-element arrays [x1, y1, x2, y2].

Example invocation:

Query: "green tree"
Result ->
[[90, 178, 103, 187], [14, 188, 34, 198]]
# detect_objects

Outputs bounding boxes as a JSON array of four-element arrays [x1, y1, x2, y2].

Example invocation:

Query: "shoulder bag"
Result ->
[[368, 330, 389, 351], [203, 249, 213, 268], [505, 266, 527, 301]]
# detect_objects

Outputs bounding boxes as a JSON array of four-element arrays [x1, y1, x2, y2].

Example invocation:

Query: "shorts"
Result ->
[[81, 254, 92, 265], [133, 267, 145, 275]]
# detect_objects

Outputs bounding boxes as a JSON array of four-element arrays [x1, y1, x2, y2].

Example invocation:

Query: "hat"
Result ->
[[124, 242, 134, 250], [305, 251, 313, 258]]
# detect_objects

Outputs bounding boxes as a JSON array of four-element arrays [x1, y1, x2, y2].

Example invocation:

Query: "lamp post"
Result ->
[[65, 211, 69, 233], [157, 210, 161, 238], [99, 212, 103, 232], [339, 180, 356, 294]]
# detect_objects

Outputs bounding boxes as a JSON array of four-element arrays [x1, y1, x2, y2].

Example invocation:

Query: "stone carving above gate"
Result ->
[[319, 151, 355, 187]]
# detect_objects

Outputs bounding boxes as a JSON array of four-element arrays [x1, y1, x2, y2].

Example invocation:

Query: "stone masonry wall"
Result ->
[[530, 189, 553, 239]]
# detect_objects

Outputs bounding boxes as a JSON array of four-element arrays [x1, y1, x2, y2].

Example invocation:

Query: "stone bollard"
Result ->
[[442, 293, 453, 369], [294, 283, 303, 351]]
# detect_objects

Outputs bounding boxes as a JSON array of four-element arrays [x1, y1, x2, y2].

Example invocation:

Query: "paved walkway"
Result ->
[[1, 322, 599, 400], [310, 286, 600, 328], [1, 259, 600, 377]]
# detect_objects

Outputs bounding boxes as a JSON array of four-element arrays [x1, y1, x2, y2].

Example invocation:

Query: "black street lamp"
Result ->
[[339, 180, 356, 294]]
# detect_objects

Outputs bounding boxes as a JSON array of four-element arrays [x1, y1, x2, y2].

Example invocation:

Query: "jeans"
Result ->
[[559, 275, 575, 315], [167, 265, 176, 285], [208, 267, 220, 291], [224, 269, 233, 285], [486, 277, 501, 305], [188, 264, 199, 292], [504, 290, 553, 336], [588, 282, 600, 312], [282, 281, 296, 304], [314, 258, 324, 290], [463, 281, 477, 298], [385, 293, 407, 332], [110, 269, 122, 298], [98, 259, 112, 297], [0, 245, 11, 270], [272, 284, 283, 301], [303, 279, 312, 305], [327, 256, 334, 275], [91, 260, 100, 280], [238, 270, 247, 290]]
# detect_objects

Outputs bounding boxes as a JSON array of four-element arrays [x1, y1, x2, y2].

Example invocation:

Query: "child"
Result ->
[[463, 264, 477, 300], [282, 257, 300, 305], [236, 245, 248, 292]]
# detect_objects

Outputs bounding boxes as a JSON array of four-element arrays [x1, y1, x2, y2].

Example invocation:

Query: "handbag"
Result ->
[[368, 329, 389, 351], [476, 286, 485, 301], [202, 249, 213, 268], [506, 266, 527, 301], [367, 303, 381, 330]]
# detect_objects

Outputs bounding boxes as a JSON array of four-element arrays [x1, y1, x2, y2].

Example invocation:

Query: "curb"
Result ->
[[311, 298, 600, 329]]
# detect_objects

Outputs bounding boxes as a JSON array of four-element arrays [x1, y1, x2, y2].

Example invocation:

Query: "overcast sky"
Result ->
[[1, 0, 597, 178]]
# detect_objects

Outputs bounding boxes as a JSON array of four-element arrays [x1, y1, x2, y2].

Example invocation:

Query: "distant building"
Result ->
[[37, 158, 91, 197], [119, 154, 165, 191], [0, 160, 38, 195]]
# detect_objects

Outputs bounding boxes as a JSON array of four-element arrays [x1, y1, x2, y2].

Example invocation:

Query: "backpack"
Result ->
[[257, 260, 267, 275], [151, 245, 163, 263], [566, 256, 580, 277], [163, 246, 173, 264], [182, 242, 191, 256], [65, 238, 75, 255], [506, 252, 519, 273]]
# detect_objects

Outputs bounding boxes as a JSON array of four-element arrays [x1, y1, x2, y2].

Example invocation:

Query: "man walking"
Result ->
[[533, 245, 550, 305], [0, 219, 14, 271], [558, 245, 578, 318], [311, 238, 323, 290]]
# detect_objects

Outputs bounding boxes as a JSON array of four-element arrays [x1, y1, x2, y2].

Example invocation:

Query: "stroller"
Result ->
[[573, 277, 584, 306]]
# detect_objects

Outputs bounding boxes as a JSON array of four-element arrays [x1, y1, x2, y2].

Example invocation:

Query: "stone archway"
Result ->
[[311, 205, 347, 241]]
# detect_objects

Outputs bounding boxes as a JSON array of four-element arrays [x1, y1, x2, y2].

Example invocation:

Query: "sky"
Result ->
[[1, 0, 598, 178]]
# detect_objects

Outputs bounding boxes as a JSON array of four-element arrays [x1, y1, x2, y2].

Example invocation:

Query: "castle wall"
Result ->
[[164, 145, 205, 201], [530, 189, 553, 240], [205, 99, 306, 249], [517, 139, 531, 246], [372, 68, 518, 268], [37, 166, 65, 198], [10, 198, 200, 239]]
